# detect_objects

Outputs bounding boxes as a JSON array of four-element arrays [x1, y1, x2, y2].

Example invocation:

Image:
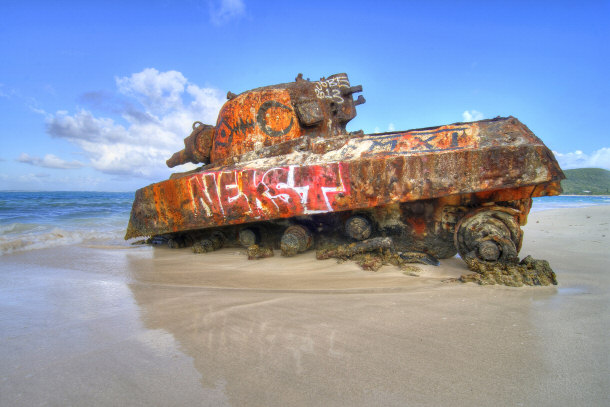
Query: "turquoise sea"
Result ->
[[0, 191, 608, 256]]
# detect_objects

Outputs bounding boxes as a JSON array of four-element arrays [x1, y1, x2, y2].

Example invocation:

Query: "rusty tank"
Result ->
[[125, 73, 564, 266]]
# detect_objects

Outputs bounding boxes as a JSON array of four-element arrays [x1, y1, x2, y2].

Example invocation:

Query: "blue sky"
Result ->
[[1, 0, 608, 191]]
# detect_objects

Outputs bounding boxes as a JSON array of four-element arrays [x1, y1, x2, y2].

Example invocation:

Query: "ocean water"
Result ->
[[0, 191, 134, 255], [531, 195, 610, 211], [0, 191, 608, 256]]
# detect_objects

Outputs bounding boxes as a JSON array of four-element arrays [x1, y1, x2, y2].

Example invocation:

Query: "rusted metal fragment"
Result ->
[[315, 237, 438, 271], [316, 237, 394, 260], [399, 252, 440, 266], [460, 255, 557, 286], [247, 245, 274, 260]]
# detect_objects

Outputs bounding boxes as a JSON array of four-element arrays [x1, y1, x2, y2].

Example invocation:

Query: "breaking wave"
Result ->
[[0, 225, 124, 255], [0, 191, 133, 256]]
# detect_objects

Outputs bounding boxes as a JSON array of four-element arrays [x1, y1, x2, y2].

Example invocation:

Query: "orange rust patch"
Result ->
[[407, 217, 427, 235], [211, 89, 302, 162]]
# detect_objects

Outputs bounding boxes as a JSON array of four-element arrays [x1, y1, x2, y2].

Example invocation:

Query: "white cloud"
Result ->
[[462, 110, 484, 122], [208, 0, 246, 26], [373, 124, 395, 133], [18, 153, 85, 169], [116, 68, 187, 115], [553, 147, 610, 170], [45, 68, 225, 178]]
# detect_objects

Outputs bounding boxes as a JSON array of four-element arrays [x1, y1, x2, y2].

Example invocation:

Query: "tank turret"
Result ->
[[166, 73, 364, 168]]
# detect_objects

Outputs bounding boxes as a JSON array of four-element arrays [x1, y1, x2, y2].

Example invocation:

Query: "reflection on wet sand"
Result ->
[[127, 255, 558, 405]]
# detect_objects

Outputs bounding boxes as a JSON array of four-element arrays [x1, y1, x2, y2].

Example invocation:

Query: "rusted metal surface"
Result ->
[[125, 72, 564, 269], [126, 116, 563, 239]]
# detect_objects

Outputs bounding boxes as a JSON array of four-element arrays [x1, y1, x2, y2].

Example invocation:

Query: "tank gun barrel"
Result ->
[[166, 122, 215, 168], [166, 150, 190, 168]]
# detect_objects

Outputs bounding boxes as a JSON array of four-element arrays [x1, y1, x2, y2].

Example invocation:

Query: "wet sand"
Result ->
[[1, 206, 608, 406]]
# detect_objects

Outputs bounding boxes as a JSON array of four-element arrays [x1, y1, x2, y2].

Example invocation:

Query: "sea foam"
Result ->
[[0, 226, 124, 255], [0, 226, 122, 256]]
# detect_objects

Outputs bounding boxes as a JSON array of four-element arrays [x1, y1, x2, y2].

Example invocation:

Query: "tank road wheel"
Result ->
[[345, 215, 372, 241], [281, 225, 313, 257], [238, 228, 259, 247], [454, 207, 523, 264]]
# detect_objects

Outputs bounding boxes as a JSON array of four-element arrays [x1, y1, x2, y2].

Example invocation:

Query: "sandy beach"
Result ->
[[1, 205, 608, 406]]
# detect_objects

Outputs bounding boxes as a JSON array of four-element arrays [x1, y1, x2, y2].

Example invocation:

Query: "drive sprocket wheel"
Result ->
[[454, 207, 523, 264]]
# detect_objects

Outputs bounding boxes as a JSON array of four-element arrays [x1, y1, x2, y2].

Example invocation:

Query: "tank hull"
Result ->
[[126, 117, 563, 240]]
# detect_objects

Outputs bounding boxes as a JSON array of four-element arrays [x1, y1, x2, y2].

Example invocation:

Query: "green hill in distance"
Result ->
[[560, 168, 610, 195]]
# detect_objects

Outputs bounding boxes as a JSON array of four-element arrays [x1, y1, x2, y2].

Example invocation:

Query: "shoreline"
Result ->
[[1, 194, 609, 258]]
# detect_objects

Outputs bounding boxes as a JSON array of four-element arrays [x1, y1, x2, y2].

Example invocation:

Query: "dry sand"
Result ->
[[0, 206, 608, 406]]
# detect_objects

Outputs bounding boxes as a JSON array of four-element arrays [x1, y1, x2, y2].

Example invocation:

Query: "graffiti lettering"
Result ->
[[315, 86, 343, 104], [361, 127, 474, 157], [215, 117, 256, 147], [189, 173, 224, 217], [218, 171, 252, 218], [314, 74, 349, 104], [187, 164, 349, 221]]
